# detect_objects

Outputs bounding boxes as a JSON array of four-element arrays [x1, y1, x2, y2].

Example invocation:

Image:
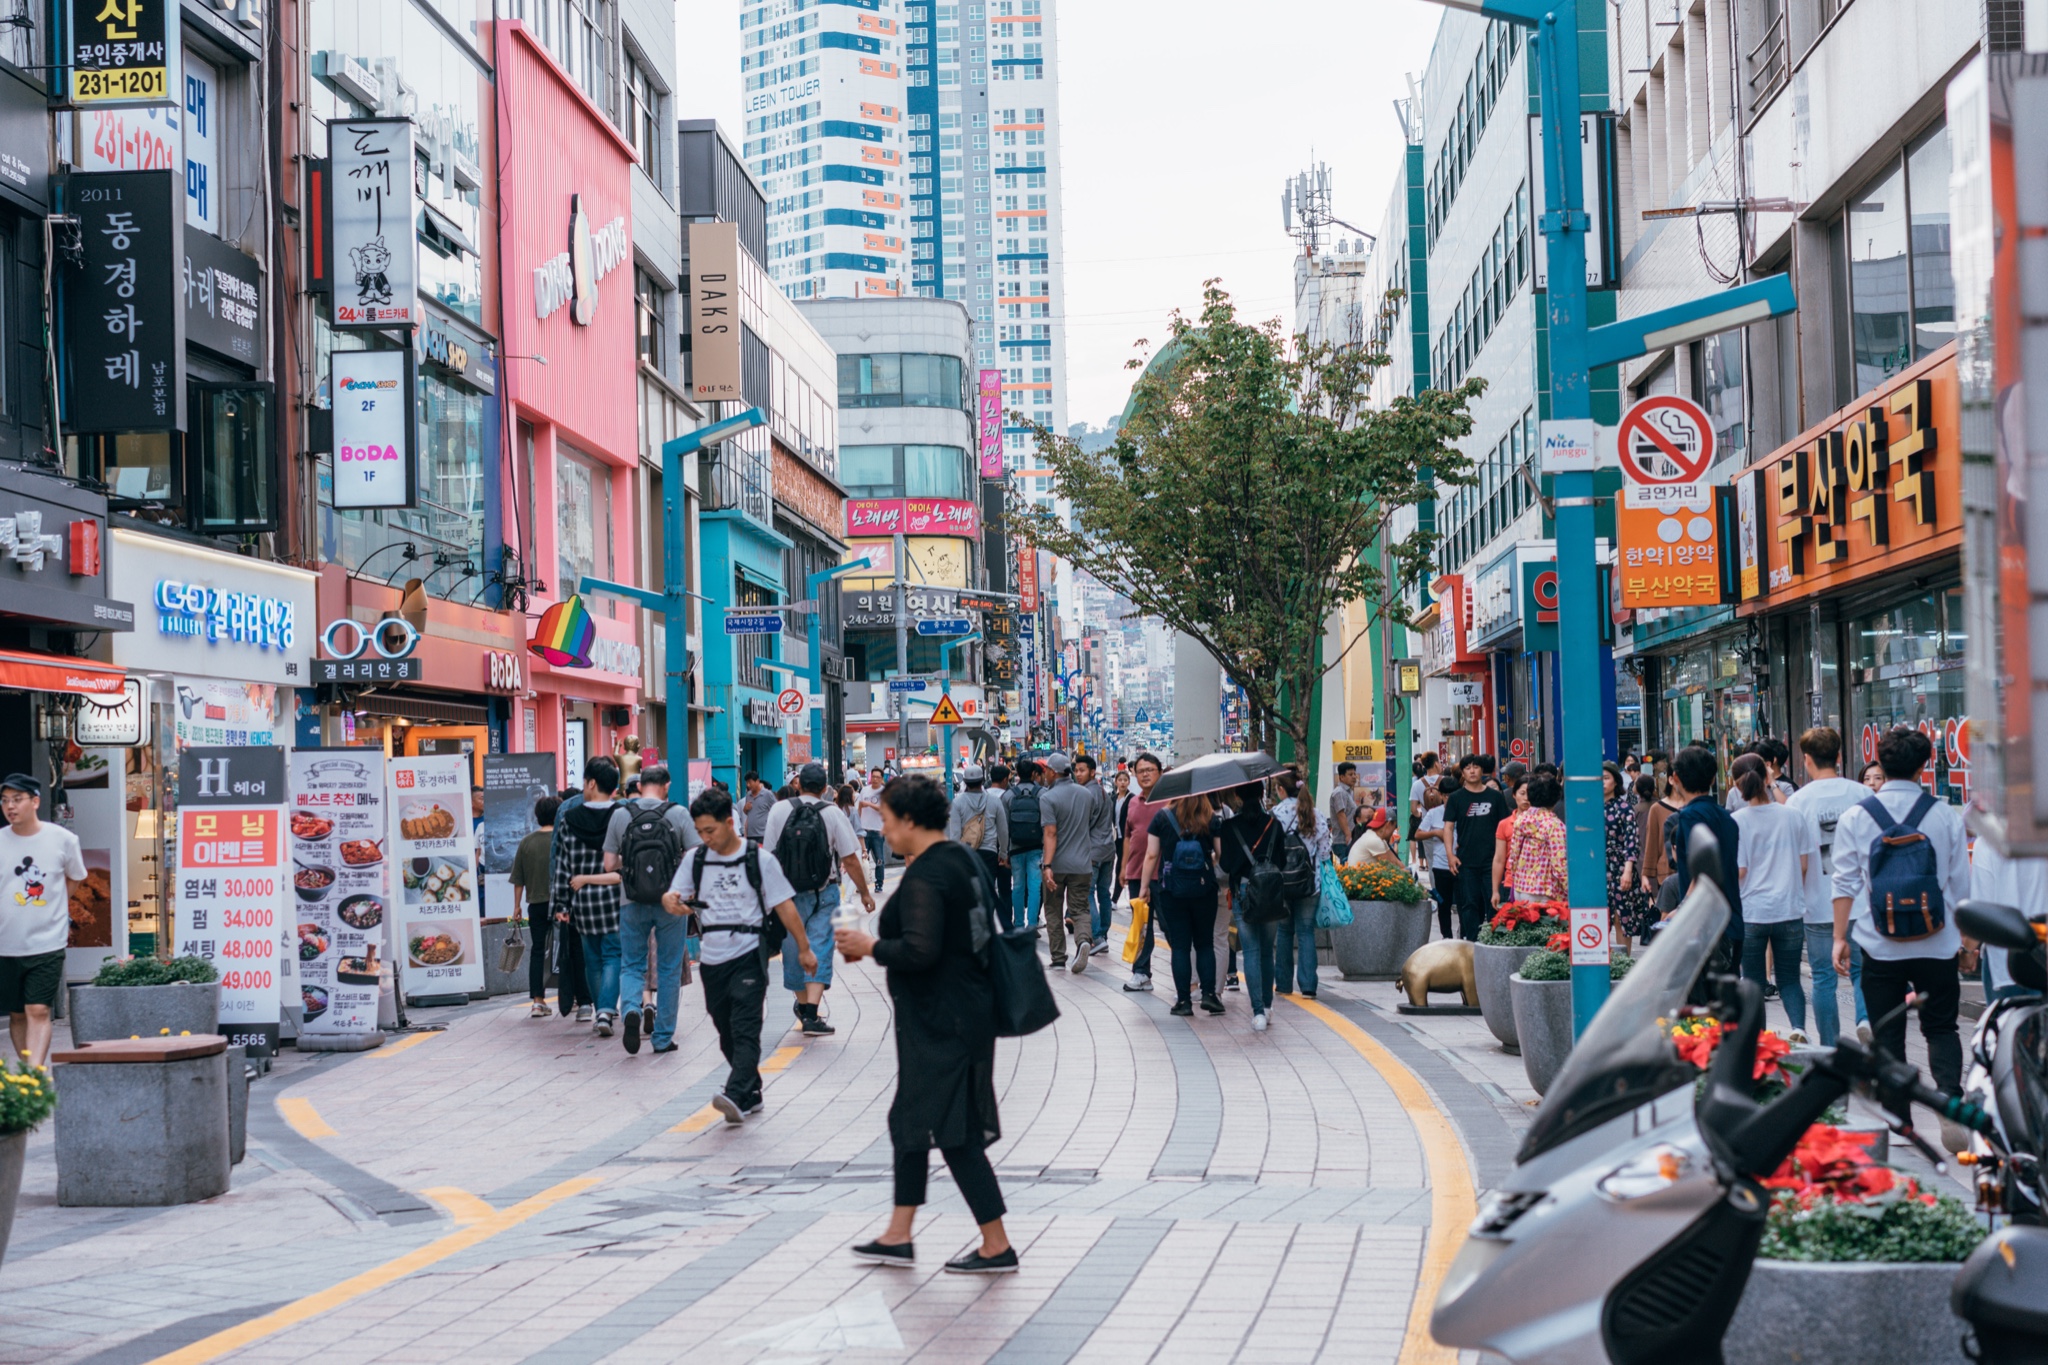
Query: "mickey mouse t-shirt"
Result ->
[[0, 823, 87, 957]]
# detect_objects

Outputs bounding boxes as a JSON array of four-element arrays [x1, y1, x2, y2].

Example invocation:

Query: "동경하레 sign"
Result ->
[[66, 170, 185, 433], [329, 119, 417, 329]]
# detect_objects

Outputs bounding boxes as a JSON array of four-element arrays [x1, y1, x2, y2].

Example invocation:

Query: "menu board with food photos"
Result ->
[[288, 749, 388, 1035], [388, 754, 482, 998]]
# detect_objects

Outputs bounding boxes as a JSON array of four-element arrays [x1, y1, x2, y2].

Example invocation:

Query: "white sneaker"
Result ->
[[1090, 941, 1110, 956], [1787, 1029, 1809, 1045], [1123, 975, 1153, 992], [1071, 945, 1089, 974], [711, 1092, 745, 1125], [1252, 1013, 1268, 1032], [1856, 1021, 1873, 1046]]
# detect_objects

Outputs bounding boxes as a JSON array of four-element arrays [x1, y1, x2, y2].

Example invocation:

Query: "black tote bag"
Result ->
[[963, 845, 1060, 1038]]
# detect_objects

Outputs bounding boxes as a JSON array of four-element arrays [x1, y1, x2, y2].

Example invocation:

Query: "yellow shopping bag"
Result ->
[[1122, 897, 1150, 964]]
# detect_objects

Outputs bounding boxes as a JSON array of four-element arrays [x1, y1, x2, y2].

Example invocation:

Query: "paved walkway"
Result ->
[[2, 900, 1545, 1365]]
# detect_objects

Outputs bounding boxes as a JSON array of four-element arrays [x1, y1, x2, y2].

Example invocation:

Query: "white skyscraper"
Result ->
[[741, 1, 914, 300]]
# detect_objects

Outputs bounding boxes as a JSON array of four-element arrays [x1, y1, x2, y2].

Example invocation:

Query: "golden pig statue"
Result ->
[[1400, 940, 1479, 1009]]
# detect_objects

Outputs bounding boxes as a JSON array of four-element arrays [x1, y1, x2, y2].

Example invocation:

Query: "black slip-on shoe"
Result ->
[[651, 1042, 679, 1054], [1169, 1000, 1194, 1017], [1200, 992, 1225, 1014], [622, 1009, 642, 1054], [944, 1247, 1019, 1274], [853, 1239, 915, 1266]]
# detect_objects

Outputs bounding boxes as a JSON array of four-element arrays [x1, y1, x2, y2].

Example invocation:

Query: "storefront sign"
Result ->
[[1521, 562, 1559, 653], [329, 119, 417, 329], [1613, 396, 1723, 610], [417, 317, 496, 392], [587, 636, 642, 677], [67, 170, 185, 433], [1448, 680, 1485, 707], [0, 65, 51, 214], [484, 649, 523, 693], [288, 750, 388, 1038], [845, 497, 982, 540], [329, 349, 417, 509], [69, 0, 180, 106], [169, 678, 280, 749], [1016, 545, 1040, 612], [534, 194, 628, 324], [109, 528, 317, 685], [978, 369, 1005, 478], [389, 754, 484, 1000], [1420, 576, 1473, 676], [74, 678, 147, 745], [175, 746, 286, 1058], [1737, 351, 1959, 606], [689, 221, 743, 401], [183, 227, 262, 364], [841, 586, 975, 630], [772, 444, 845, 537]]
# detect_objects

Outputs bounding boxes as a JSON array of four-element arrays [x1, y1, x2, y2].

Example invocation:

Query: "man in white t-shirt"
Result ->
[[665, 786, 815, 1124], [1785, 727, 1872, 1045], [0, 773, 84, 1068], [855, 769, 888, 891], [762, 763, 872, 1035]]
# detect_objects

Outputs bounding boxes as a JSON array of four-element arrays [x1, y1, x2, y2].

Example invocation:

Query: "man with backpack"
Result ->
[[1003, 759, 1046, 931], [946, 764, 1011, 910], [763, 763, 872, 1036], [1830, 726, 1970, 1105], [597, 765, 699, 1056], [556, 758, 627, 1037], [664, 786, 816, 1124]]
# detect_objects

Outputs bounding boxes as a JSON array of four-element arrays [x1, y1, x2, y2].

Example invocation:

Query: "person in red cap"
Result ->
[[1345, 805, 1404, 869]]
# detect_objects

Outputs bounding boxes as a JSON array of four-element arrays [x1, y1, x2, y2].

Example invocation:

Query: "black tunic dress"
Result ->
[[871, 841, 1002, 1152]]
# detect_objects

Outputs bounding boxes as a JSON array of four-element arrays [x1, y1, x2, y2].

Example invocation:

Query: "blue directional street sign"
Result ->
[[888, 678, 928, 692], [914, 618, 974, 637], [723, 614, 784, 636]]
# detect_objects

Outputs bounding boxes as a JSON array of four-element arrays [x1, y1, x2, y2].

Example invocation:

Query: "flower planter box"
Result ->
[[0, 1129, 24, 1267], [1725, 1259, 1966, 1364], [1473, 942, 1541, 1053], [1509, 972, 1574, 1095], [1331, 900, 1433, 980], [66, 982, 220, 1045]]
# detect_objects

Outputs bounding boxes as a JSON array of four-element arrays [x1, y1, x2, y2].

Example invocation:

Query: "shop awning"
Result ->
[[0, 649, 126, 697]]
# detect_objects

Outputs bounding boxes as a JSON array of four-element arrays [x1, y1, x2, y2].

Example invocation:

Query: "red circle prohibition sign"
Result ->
[[1577, 923, 1604, 950], [1618, 395, 1715, 485]]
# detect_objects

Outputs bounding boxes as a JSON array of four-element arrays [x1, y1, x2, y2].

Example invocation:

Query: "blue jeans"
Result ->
[[1237, 902, 1276, 1014], [580, 928, 621, 1016], [619, 901, 688, 1047], [1741, 918, 1805, 1031], [1269, 894, 1320, 996], [1804, 921, 1867, 1045], [1091, 860, 1117, 941], [862, 830, 888, 887], [782, 884, 840, 991], [1011, 848, 1043, 926]]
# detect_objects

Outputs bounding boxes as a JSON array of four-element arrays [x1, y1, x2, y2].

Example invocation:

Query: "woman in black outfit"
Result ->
[[1140, 793, 1226, 1016], [835, 774, 1017, 1275]]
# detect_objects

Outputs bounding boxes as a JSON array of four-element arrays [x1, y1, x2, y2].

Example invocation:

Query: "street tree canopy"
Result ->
[[1011, 283, 1484, 760]]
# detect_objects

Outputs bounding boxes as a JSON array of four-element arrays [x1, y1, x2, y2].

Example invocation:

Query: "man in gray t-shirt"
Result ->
[[598, 767, 700, 1054], [1038, 753, 1099, 971], [740, 773, 775, 842]]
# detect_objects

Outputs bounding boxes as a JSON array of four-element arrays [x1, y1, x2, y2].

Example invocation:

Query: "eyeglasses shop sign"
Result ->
[[330, 350, 416, 510]]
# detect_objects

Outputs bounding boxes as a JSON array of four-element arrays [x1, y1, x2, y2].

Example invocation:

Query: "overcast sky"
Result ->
[[675, 1, 1445, 426]]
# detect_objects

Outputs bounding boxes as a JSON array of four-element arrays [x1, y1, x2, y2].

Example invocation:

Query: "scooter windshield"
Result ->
[[1516, 876, 1733, 1162]]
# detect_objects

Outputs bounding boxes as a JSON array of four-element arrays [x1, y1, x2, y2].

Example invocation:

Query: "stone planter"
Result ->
[[478, 920, 526, 999], [66, 982, 220, 1045], [1725, 1259, 1966, 1364], [1331, 900, 1433, 980], [0, 1128, 24, 1267], [1473, 942, 1541, 1052], [1510, 973, 1575, 1095]]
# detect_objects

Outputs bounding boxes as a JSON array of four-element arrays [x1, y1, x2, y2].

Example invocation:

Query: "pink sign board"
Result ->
[[845, 497, 981, 540], [978, 369, 1005, 478]]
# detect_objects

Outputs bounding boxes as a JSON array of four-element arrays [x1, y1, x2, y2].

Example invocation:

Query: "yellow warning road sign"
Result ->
[[929, 693, 964, 726]]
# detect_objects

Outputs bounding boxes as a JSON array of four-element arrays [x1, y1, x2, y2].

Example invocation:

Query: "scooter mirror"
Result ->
[[1685, 824, 1725, 897], [1957, 899, 2038, 952]]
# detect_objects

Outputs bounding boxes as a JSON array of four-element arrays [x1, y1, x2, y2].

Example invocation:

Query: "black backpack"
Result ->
[[1280, 821, 1319, 901], [619, 801, 683, 904], [1007, 783, 1044, 851], [778, 799, 836, 893], [1240, 818, 1292, 923], [689, 844, 782, 959]]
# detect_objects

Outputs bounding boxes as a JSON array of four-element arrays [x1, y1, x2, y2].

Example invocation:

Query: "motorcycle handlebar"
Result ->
[[1907, 1081, 1995, 1136]]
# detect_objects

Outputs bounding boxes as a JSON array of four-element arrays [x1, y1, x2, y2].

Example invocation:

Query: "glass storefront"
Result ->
[[1658, 633, 1754, 772], [1847, 585, 1968, 802]]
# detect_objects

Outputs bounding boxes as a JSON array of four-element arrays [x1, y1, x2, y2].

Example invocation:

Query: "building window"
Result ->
[[1836, 119, 1951, 404], [839, 443, 973, 499], [512, 0, 612, 111], [556, 445, 613, 611], [734, 574, 775, 689], [1692, 329, 1745, 468], [622, 46, 665, 187], [635, 267, 668, 374], [837, 353, 969, 410]]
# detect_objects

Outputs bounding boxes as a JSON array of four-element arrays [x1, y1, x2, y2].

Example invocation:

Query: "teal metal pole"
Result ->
[[1531, 13, 1609, 1036], [664, 440, 690, 782]]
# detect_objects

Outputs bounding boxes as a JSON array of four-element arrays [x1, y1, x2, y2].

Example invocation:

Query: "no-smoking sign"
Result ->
[[1570, 905, 1609, 966], [1618, 395, 1714, 509], [775, 687, 806, 717]]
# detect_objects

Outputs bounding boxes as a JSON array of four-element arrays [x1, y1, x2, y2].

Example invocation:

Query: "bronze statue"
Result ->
[[1399, 940, 1479, 1010]]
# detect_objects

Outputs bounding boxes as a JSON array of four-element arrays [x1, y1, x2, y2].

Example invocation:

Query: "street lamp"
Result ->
[[1412, 0, 1795, 1037], [579, 406, 766, 784]]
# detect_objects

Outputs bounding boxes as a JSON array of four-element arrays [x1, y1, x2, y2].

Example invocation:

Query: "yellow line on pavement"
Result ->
[[760, 1044, 803, 1073], [671, 1105, 722, 1133], [1284, 996, 1473, 1365], [365, 1031, 439, 1059], [144, 1177, 600, 1365], [276, 1096, 335, 1139], [419, 1186, 495, 1227]]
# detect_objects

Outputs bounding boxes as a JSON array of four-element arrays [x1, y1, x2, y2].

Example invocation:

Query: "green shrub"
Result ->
[[90, 956, 218, 988], [1517, 949, 1634, 982], [1760, 1190, 1985, 1263], [0, 1061, 55, 1135]]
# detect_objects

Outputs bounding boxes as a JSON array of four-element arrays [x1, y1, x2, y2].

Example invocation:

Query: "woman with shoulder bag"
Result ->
[[835, 774, 1018, 1275], [1140, 793, 1227, 1019]]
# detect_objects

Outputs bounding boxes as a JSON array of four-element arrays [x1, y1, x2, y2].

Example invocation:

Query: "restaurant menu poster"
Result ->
[[389, 754, 482, 998], [174, 746, 285, 1058], [288, 749, 388, 1036]]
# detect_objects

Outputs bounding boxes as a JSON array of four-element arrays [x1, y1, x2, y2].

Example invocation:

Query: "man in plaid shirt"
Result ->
[[555, 758, 625, 1036]]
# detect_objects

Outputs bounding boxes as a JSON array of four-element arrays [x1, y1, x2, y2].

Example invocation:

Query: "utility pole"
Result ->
[[893, 530, 909, 766]]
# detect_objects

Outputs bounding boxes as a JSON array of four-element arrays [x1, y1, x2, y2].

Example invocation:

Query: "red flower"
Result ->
[[1763, 1124, 1897, 1208], [1546, 932, 1570, 952]]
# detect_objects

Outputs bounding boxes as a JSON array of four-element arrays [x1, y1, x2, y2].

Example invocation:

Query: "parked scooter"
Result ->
[[1430, 832, 2045, 1365]]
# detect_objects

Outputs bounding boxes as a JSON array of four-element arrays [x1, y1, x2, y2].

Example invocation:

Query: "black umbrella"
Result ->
[[1146, 750, 1281, 802]]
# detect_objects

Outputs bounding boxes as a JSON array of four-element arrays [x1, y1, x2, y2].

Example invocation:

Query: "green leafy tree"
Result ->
[[1011, 283, 1484, 759]]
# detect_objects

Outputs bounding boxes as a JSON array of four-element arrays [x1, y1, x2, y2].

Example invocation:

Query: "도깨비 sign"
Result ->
[[175, 746, 288, 1059], [329, 119, 417, 329], [66, 170, 185, 433], [288, 750, 389, 1037], [329, 349, 416, 510], [69, 0, 181, 106], [389, 755, 483, 1000]]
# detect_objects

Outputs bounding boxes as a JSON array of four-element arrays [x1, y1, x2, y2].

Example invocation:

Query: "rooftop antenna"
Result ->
[[1282, 160, 1376, 260]]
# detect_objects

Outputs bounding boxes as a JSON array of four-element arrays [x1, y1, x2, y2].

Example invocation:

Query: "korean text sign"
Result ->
[[70, 0, 180, 106], [67, 170, 184, 433], [330, 349, 416, 509], [330, 119, 418, 329], [289, 750, 389, 1037], [389, 755, 484, 999], [175, 746, 286, 1058], [978, 369, 1005, 478]]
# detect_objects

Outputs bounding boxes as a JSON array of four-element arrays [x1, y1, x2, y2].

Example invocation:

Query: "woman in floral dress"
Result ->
[[1604, 761, 1654, 945]]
